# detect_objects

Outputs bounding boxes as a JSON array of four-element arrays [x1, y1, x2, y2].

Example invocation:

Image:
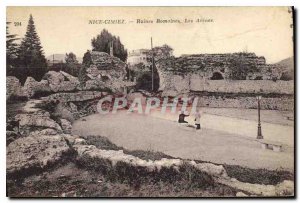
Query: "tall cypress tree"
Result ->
[[6, 22, 19, 68], [18, 14, 47, 68]]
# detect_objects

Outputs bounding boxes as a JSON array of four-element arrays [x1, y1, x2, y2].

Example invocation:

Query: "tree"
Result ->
[[6, 22, 19, 68], [82, 50, 92, 67], [64, 52, 79, 76], [280, 71, 293, 81], [65, 52, 78, 65], [18, 14, 47, 68], [91, 29, 128, 62]]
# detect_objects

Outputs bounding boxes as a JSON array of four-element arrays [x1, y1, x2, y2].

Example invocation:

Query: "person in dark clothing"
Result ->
[[178, 111, 189, 123]]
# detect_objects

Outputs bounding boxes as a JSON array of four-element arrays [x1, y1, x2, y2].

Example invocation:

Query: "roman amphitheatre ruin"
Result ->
[[6, 48, 294, 197]]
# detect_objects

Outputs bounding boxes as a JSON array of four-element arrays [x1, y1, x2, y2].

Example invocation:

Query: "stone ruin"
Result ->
[[6, 52, 136, 100], [87, 51, 127, 80], [5, 50, 295, 197], [6, 71, 80, 99], [155, 52, 291, 81], [85, 51, 135, 92]]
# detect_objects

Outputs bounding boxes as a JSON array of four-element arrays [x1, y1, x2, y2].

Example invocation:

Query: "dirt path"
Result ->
[[72, 111, 294, 171]]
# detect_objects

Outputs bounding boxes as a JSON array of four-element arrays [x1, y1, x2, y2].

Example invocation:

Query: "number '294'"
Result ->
[[14, 22, 21, 26]]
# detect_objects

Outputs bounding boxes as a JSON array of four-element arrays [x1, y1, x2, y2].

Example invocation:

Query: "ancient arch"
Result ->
[[210, 72, 224, 80]]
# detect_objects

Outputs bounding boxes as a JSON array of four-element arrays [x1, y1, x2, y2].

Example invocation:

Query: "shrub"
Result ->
[[7, 67, 48, 85]]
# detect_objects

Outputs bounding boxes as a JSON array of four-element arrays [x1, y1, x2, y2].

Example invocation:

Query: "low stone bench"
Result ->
[[259, 140, 282, 152]]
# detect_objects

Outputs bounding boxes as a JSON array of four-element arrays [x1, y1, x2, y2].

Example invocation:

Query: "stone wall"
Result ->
[[87, 51, 127, 80], [46, 91, 104, 102], [159, 73, 294, 97], [155, 52, 293, 97], [156, 52, 291, 80], [194, 94, 294, 111], [190, 77, 294, 94], [158, 72, 294, 111], [156, 53, 262, 79]]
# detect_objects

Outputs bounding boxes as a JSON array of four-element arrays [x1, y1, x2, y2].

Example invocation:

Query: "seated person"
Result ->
[[178, 111, 189, 123]]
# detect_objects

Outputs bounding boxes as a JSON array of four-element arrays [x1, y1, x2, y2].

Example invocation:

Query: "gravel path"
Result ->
[[72, 110, 294, 171]]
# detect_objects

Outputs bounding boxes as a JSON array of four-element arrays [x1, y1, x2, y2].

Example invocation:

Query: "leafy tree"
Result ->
[[65, 52, 78, 65], [17, 14, 47, 68], [153, 44, 174, 59], [64, 52, 80, 76], [82, 50, 92, 67], [280, 71, 293, 81], [91, 29, 128, 62], [6, 22, 19, 68]]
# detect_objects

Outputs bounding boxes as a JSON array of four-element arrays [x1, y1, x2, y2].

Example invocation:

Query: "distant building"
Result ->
[[47, 59, 64, 67], [127, 45, 174, 66], [127, 49, 150, 66]]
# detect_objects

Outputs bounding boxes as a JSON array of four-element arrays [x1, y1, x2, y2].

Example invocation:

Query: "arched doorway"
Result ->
[[210, 72, 224, 80], [135, 70, 160, 92]]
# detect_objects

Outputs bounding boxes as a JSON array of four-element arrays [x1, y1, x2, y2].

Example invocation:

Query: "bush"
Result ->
[[280, 71, 294, 81], [49, 63, 81, 77], [7, 67, 48, 85]]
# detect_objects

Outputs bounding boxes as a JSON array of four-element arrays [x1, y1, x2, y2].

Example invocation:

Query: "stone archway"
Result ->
[[210, 72, 224, 80], [135, 70, 160, 92]]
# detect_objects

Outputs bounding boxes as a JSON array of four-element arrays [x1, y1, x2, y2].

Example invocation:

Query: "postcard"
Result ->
[[6, 6, 294, 197]]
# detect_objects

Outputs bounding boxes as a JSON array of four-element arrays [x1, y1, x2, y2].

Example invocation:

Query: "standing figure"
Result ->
[[194, 110, 201, 130]]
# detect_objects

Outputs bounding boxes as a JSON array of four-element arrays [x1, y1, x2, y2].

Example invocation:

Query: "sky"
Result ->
[[7, 7, 293, 63]]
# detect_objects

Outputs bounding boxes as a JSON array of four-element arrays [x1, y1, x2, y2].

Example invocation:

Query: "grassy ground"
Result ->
[[7, 163, 237, 197], [7, 134, 294, 197], [83, 135, 294, 185], [223, 164, 294, 185], [6, 134, 238, 197], [82, 135, 174, 161]]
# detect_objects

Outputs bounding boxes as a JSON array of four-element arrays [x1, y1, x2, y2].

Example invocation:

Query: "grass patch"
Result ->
[[224, 164, 294, 185], [81, 135, 173, 161], [75, 135, 216, 191], [7, 163, 237, 197], [82, 135, 122, 151], [75, 154, 215, 191]]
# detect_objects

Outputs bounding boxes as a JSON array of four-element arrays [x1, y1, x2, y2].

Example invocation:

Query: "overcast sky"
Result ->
[[7, 7, 293, 63]]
